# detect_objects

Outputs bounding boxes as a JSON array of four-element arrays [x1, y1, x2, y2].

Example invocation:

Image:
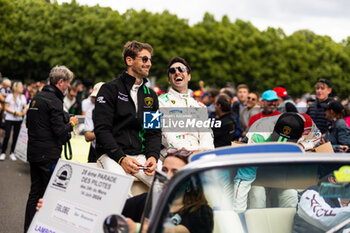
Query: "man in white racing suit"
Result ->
[[158, 57, 214, 158]]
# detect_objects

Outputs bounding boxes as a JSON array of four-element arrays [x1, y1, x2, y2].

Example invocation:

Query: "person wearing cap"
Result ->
[[247, 90, 281, 127], [84, 82, 104, 162], [81, 85, 97, 115], [273, 87, 298, 113], [158, 57, 214, 157], [233, 112, 322, 212], [307, 79, 333, 134], [321, 100, 350, 152], [292, 173, 350, 233], [94, 41, 161, 191]]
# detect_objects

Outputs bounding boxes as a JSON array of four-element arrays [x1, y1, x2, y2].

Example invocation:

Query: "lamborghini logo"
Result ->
[[283, 126, 292, 135], [144, 97, 153, 107]]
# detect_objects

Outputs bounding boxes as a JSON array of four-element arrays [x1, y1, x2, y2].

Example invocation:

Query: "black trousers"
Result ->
[[87, 144, 97, 162], [24, 159, 58, 233], [1, 120, 22, 153]]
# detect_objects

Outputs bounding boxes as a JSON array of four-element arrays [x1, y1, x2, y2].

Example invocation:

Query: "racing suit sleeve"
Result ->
[[297, 189, 350, 231], [143, 92, 161, 160], [94, 84, 125, 162]]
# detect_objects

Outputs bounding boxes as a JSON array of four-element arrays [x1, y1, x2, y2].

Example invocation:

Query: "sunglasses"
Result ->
[[248, 96, 257, 101], [168, 66, 187, 74], [138, 56, 153, 63]]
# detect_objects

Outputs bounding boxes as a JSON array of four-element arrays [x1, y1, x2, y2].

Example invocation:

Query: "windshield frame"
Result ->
[[145, 152, 350, 233]]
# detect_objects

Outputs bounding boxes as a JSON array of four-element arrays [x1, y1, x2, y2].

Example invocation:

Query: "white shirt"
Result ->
[[63, 96, 76, 113], [84, 107, 96, 148], [5, 94, 26, 121], [82, 97, 94, 114], [158, 88, 214, 152], [130, 82, 142, 113]]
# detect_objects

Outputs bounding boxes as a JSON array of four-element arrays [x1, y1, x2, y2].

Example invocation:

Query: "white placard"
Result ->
[[14, 120, 28, 162], [27, 159, 133, 233]]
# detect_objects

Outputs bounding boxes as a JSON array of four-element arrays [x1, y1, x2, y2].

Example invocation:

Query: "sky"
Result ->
[[57, 0, 349, 42]]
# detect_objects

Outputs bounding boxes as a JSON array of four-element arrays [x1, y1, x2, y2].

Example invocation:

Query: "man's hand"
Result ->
[[69, 116, 79, 125], [144, 157, 157, 176], [120, 157, 141, 175], [339, 145, 349, 152]]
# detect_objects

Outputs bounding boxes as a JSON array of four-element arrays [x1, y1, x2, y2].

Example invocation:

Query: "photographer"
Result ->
[[24, 65, 78, 232]]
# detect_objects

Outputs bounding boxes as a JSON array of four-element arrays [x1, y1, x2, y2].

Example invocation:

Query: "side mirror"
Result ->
[[103, 214, 129, 233]]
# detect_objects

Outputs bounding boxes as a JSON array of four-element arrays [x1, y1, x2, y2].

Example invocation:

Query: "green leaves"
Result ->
[[1, 0, 349, 98]]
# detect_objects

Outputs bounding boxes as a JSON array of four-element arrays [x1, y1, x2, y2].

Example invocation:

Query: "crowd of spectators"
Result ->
[[0, 68, 349, 163]]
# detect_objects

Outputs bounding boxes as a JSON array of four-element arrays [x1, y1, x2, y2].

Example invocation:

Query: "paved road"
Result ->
[[0, 159, 30, 233]]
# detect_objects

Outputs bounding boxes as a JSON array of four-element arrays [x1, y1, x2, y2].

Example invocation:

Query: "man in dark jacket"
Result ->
[[307, 79, 333, 134], [24, 65, 78, 232], [94, 41, 161, 190]]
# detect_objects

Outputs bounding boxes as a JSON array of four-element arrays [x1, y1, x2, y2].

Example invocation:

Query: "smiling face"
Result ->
[[247, 93, 258, 109], [262, 99, 278, 114], [126, 49, 152, 81], [168, 62, 191, 94]]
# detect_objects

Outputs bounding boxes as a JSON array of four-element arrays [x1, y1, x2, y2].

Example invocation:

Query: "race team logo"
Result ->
[[144, 110, 162, 129], [144, 97, 154, 107], [97, 96, 106, 103], [283, 126, 292, 135], [171, 100, 175, 104], [52, 164, 73, 190], [31, 100, 36, 107]]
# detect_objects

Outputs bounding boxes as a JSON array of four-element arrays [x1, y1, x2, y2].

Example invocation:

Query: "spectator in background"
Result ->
[[81, 88, 95, 115], [192, 90, 204, 103], [84, 82, 104, 162], [307, 79, 333, 135], [296, 94, 308, 113], [273, 87, 298, 113], [248, 90, 281, 127], [207, 88, 220, 116], [232, 84, 249, 115], [218, 88, 243, 140], [73, 80, 84, 115], [63, 86, 78, 113], [240, 92, 260, 135], [0, 78, 12, 99], [344, 105, 350, 129], [321, 100, 350, 152], [0, 82, 27, 161], [212, 93, 236, 147]]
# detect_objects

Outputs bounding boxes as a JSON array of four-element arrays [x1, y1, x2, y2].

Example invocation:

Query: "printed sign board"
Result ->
[[27, 159, 133, 233]]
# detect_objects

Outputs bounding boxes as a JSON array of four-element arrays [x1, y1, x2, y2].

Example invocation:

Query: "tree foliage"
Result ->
[[1, 0, 350, 98]]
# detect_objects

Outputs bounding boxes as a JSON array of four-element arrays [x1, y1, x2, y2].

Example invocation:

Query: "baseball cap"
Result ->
[[270, 112, 304, 142], [262, 90, 279, 101], [321, 100, 344, 114], [273, 87, 287, 97], [90, 82, 104, 97]]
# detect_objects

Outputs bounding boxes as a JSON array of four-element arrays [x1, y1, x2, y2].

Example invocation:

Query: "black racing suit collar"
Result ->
[[121, 71, 149, 91], [42, 84, 64, 102]]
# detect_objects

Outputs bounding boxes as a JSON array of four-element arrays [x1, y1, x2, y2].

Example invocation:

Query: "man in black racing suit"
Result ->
[[94, 41, 161, 193]]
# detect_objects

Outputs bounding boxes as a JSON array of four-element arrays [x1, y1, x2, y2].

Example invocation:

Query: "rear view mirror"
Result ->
[[320, 183, 350, 199], [103, 214, 129, 233]]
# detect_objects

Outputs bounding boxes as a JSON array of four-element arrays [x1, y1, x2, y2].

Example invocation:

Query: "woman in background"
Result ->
[[0, 82, 27, 161]]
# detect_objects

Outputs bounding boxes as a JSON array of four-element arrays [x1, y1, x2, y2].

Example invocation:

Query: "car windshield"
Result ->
[[153, 162, 350, 233]]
